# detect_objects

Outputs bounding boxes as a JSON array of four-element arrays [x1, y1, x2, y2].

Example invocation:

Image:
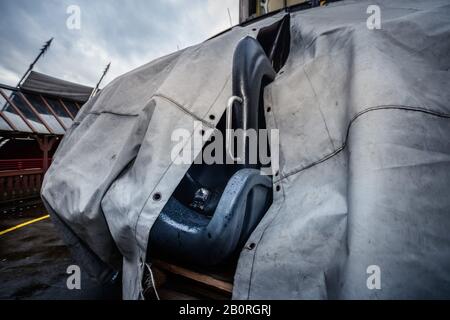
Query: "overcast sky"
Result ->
[[0, 0, 239, 88]]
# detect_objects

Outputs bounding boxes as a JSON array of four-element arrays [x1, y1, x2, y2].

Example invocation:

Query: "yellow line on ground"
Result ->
[[0, 214, 50, 236]]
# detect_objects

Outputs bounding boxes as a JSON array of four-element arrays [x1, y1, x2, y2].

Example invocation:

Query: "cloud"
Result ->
[[0, 0, 239, 88]]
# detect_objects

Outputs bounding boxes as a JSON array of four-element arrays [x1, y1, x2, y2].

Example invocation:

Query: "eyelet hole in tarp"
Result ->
[[152, 192, 162, 201]]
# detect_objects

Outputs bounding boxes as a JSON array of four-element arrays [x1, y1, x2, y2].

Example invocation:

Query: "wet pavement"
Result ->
[[0, 201, 120, 300]]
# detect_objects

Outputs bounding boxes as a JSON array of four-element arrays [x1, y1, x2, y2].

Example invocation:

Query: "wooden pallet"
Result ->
[[147, 259, 235, 300]]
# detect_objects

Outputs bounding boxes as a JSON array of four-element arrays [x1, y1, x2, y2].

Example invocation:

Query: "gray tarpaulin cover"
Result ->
[[42, 0, 450, 299]]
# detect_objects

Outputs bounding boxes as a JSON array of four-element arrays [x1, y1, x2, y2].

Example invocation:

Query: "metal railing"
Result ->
[[0, 158, 52, 172], [0, 82, 81, 135]]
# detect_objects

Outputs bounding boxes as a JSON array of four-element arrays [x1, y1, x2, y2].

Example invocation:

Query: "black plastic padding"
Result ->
[[231, 36, 276, 167], [149, 169, 272, 266]]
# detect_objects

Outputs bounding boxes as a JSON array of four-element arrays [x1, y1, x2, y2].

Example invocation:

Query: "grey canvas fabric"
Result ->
[[42, 0, 450, 299], [234, 0, 450, 299]]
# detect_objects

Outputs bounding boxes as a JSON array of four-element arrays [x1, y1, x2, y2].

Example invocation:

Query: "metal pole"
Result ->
[[16, 38, 53, 89], [90, 62, 111, 99]]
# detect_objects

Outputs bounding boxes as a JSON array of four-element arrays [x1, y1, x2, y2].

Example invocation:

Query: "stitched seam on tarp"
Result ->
[[275, 104, 450, 182], [153, 93, 215, 128], [245, 104, 450, 298], [89, 111, 139, 117]]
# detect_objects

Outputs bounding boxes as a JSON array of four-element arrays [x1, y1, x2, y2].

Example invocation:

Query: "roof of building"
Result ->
[[0, 72, 91, 136], [21, 71, 93, 103]]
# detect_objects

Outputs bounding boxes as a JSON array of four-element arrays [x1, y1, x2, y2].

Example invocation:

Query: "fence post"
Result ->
[[36, 136, 57, 174]]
